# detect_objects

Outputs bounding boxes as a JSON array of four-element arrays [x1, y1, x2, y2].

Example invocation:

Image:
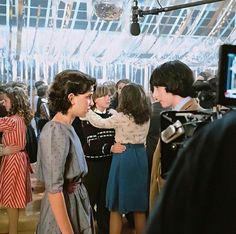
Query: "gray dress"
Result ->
[[36, 121, 94, 234]]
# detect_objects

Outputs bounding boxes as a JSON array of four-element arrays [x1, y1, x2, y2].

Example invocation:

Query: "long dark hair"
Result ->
[[117, 83, 151, 125]]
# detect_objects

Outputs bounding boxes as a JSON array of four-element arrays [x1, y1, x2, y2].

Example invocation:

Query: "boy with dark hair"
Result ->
[[149, 60, 203, 211]]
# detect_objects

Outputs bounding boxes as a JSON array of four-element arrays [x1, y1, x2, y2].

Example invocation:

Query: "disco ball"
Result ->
[[93, 0, 124, 21]]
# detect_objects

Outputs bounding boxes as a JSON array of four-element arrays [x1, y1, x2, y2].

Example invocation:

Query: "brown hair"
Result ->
[[48, 70, 96, 114], [92, 85, 110, 102], [117, 83, 151, 125], [1, 87, 33, 126]]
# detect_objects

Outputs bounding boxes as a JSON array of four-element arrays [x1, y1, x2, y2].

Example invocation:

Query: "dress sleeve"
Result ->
[[37, 124, 70, 193], [0, 117, 16, 132], [85, 109, 119, 129]]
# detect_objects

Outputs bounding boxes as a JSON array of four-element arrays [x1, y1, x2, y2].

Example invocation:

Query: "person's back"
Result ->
[[146, 109, 236, 234]]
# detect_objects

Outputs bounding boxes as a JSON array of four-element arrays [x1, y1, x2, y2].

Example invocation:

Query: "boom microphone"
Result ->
[[130, 0, 140, 36], [130, 0, 225, 36]]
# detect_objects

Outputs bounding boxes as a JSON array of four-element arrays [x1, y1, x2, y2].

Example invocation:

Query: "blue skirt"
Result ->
[[106, 144, 148, 214]]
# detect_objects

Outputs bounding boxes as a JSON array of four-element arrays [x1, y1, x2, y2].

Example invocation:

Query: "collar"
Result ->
[[173, 97, 191, 111], [94, 108, 107, 114]]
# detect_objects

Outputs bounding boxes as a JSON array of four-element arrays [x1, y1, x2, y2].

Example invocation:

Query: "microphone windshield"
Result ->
[[130, 22, 140, 36]]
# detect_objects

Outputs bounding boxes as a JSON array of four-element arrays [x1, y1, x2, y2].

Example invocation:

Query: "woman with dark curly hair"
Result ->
[[36, 70, 96, 234], [0, 86, 34, 234], [85, 83, 151, 234]]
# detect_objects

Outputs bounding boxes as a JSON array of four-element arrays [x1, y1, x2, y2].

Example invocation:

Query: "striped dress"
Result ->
[[0, 115, 32, 208]]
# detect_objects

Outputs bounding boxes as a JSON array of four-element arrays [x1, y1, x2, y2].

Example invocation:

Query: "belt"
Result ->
[[124, 143, 145, 148], [64, 178, 82, 194]]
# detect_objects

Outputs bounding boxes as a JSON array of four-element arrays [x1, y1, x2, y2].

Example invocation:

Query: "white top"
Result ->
[[85, 109, 150, 144], [33, 95, 39, 112]]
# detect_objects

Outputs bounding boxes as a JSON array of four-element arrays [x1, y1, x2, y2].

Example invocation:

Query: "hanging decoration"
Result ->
[[0, 0, 235, 88], [93, 0, 124, 21]]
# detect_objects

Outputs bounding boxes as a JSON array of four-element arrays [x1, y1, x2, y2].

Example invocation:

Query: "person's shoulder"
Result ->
[[40, 98, 48, 103], [40, 121, 75, 140], [9, 115, 24, 124], [183, 98, 201, 110], [0, 115, 15, 123], [116, 111, 128, 119], [41, 121, 68, 133]]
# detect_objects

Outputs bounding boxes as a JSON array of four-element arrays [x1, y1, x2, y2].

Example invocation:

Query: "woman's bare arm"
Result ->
[[48, 192, 74, 234]]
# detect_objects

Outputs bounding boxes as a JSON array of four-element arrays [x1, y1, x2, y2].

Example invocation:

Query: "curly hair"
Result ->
[[150, 60, 195, 97], [117, 83, 151, 125], [1, 86, 33, 126], [48, 70, 96, 114]]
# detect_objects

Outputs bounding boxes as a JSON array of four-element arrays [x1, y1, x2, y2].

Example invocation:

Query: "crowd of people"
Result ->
[[0, 59, 235, 234]]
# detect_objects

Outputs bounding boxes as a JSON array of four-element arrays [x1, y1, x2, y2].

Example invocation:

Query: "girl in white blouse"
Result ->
[[85, 83, 151, 234]]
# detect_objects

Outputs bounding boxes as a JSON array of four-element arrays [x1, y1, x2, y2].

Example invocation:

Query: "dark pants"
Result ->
[[84, 158, 112, 234]]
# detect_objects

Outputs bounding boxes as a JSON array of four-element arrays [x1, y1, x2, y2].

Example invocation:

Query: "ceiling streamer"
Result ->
[[0, 0, 235, 87]]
